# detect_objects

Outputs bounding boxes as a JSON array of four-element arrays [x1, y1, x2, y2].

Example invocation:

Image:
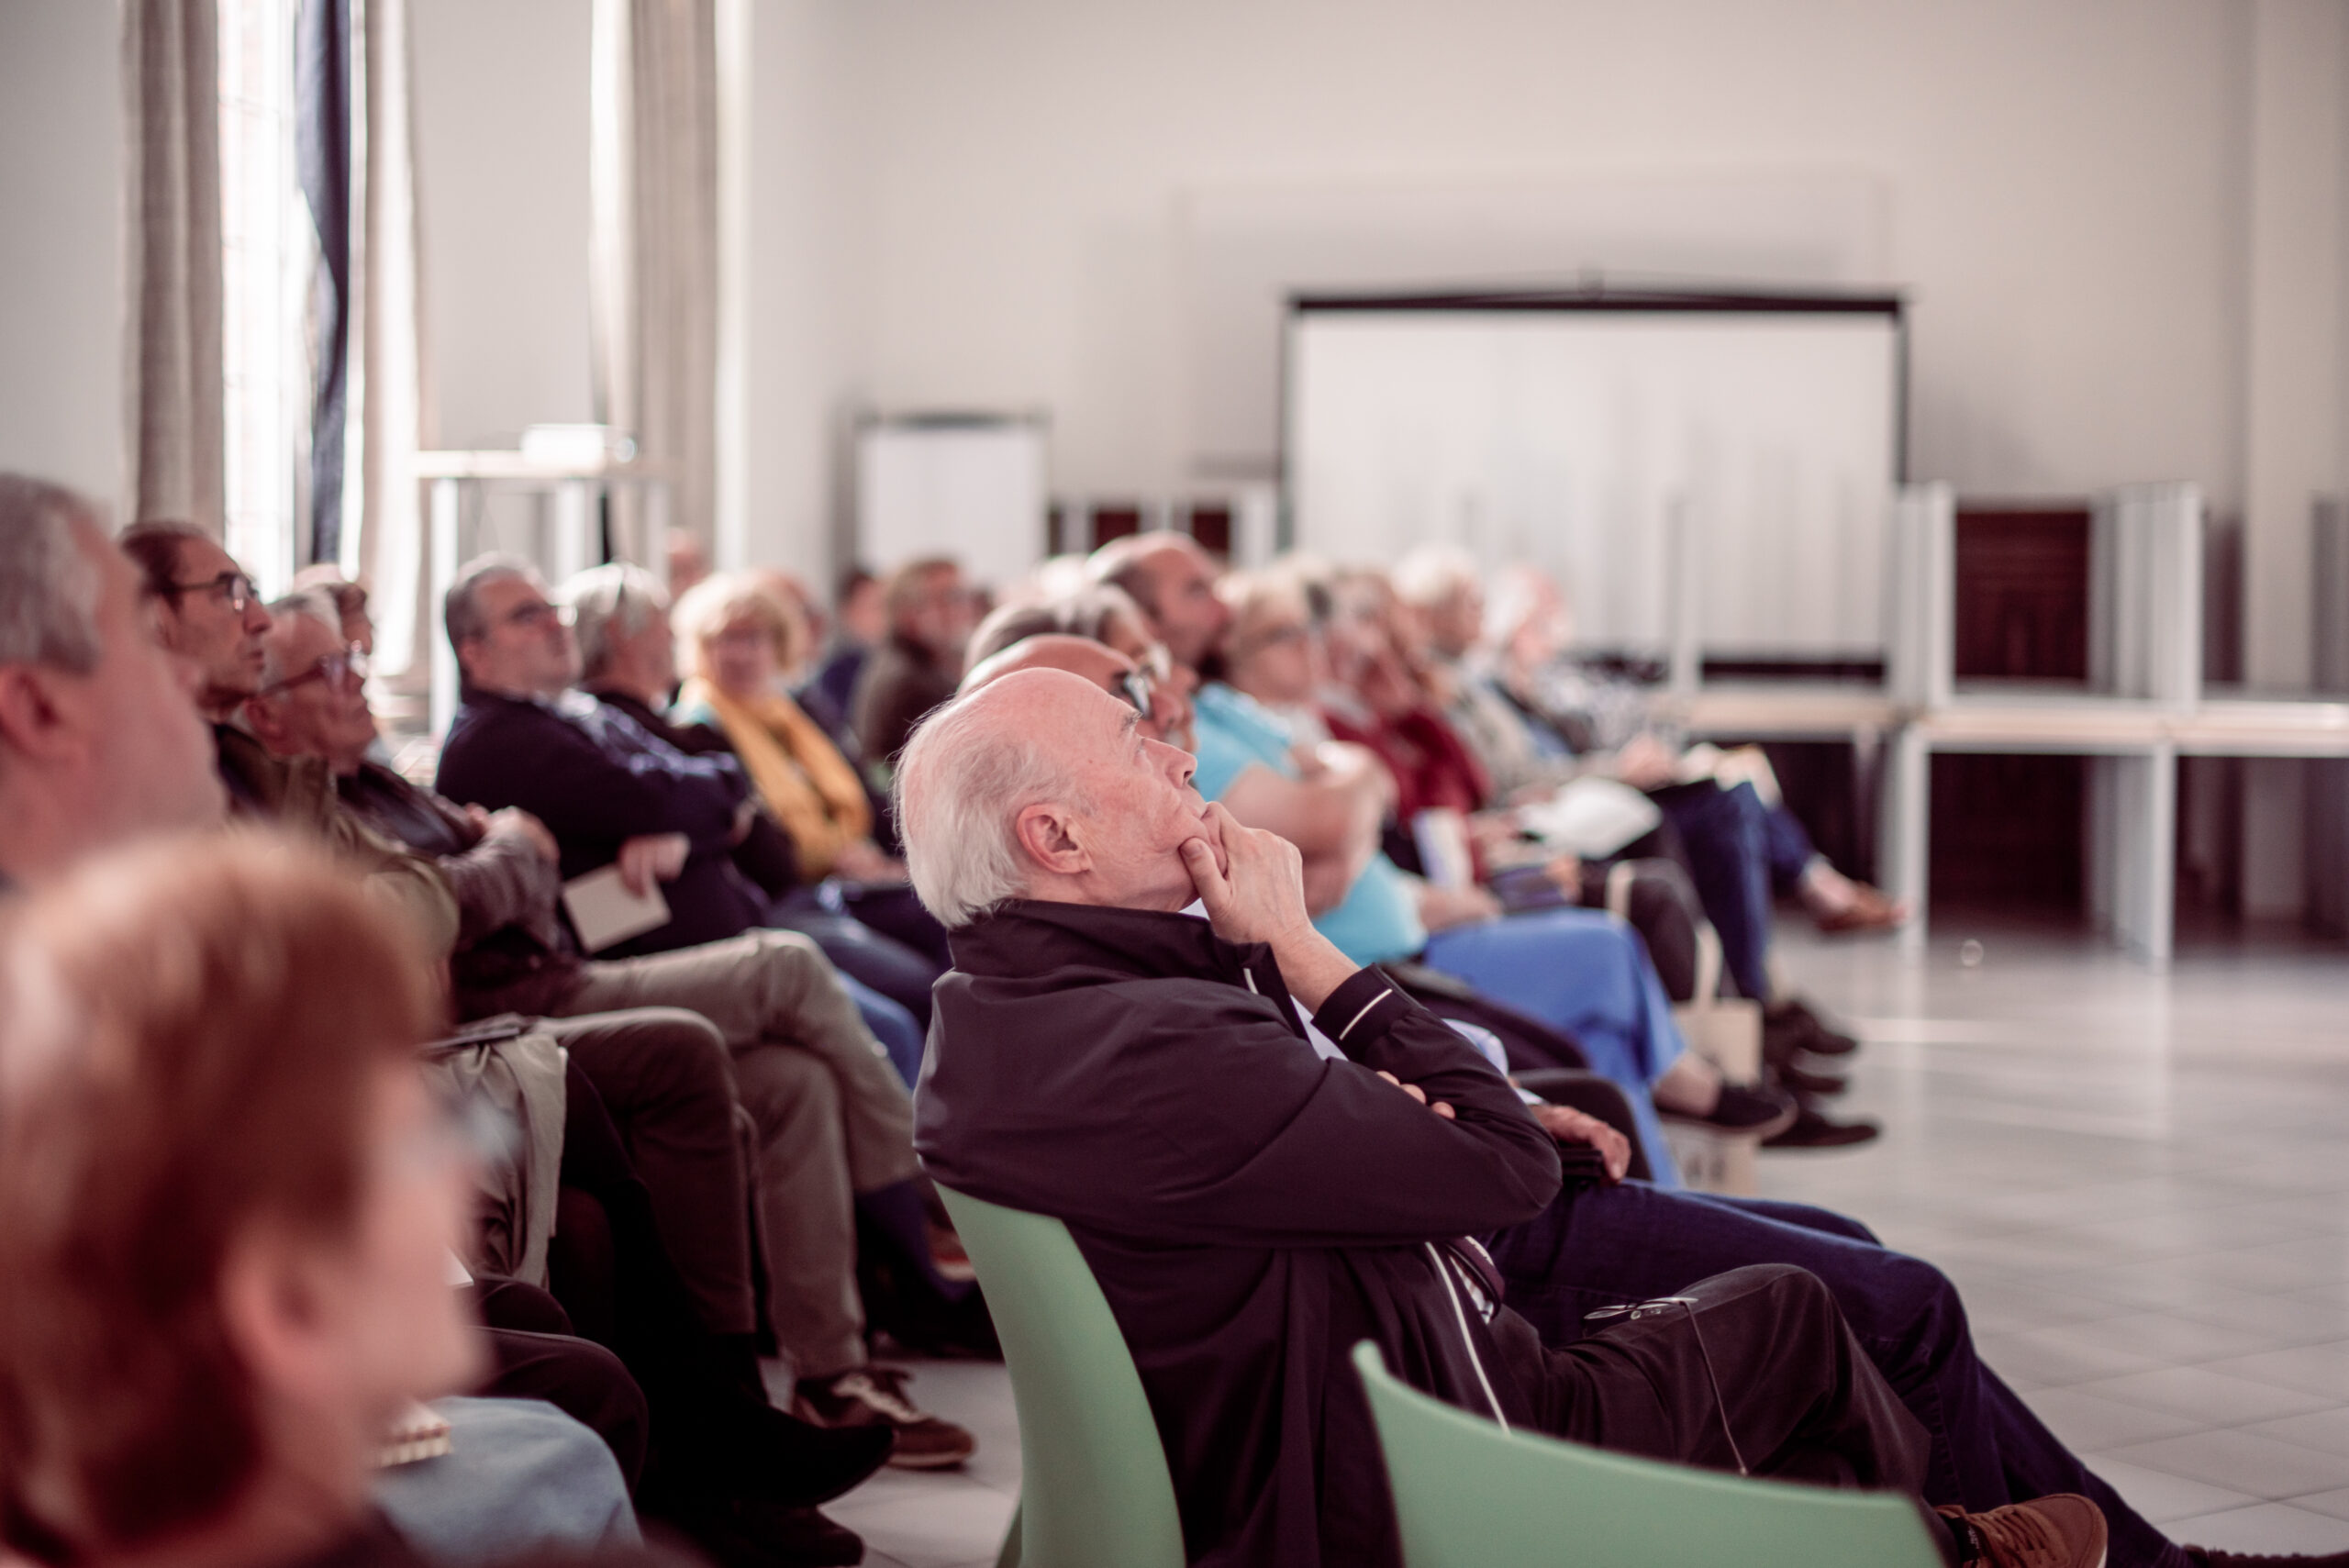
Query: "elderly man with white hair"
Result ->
[[896, 667, 2108, 1568]]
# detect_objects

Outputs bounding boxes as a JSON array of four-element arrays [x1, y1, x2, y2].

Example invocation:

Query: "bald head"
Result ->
[[961, 633, 1189, 748], [896, 666, 1216, 928]]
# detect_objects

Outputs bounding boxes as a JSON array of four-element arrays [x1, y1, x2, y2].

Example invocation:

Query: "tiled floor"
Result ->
[[818, 917, 2349, 1566]]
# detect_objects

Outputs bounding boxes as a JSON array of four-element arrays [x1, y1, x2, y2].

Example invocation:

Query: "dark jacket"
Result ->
[[588, 687, 802, 898], [849, 632, 957, 772], [433, 688, 763, 956], [917, 901, 1562, 1568], [337, 760, 587, 1018], [214, 725, 460, 960]]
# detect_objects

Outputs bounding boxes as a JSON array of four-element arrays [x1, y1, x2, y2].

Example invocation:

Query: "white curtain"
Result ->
[[592, 0, 719, 568], [123, 0, 227, 534], [346, 0, 432, 695]]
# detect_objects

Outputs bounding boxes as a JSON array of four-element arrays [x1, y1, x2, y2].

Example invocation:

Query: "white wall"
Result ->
[[739, 0, 873, 574], [848, 0, 2260, 516], [0, 0, 122, 508]]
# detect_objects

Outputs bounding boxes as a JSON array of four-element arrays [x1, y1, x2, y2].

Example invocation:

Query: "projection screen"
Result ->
[[1284, 295, 1904, 663]]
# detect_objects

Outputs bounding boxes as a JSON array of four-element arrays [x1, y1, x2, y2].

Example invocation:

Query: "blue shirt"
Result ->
[[1189, 684, 1428, 966]]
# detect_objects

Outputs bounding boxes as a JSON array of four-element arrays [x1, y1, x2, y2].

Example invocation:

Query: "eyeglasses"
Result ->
[[499, 600, 574, 633], [161, 570, 255, 615], [1115, 666, 1156, 717], [257, 644, 368, 700]]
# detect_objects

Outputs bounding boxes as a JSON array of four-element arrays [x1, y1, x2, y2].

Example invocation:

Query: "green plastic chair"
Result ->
[[1351, 1340, 1946, 1568], [934, 1185, 1186, 1568]]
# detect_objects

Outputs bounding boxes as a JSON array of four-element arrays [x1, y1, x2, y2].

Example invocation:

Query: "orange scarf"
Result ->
[[680, 678, 871, 878]]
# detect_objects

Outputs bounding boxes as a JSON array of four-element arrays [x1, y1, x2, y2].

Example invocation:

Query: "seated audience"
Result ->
[[896, 667, 2116, 1568], [851, 555, 979, 775], [1297, 566, 1871, 1145], [105, 513, 896, 1559], [664, 570, 954, 1012], [0, 832, 654, 1568], [956, 624, 2298, 1567], [559, 562, 938, 1059], [1094, 533, 1800, 1161], [429, 553, 982, 1454], [0, 478, 892, 1565], [118, 520, 458, 958], [1441, 553, 1902, 1018], [0, 477, 660, 1564], [243, 593, 944, 1511]]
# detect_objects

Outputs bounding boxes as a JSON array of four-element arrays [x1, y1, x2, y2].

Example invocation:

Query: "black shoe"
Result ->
[[651, 1495, 865, 1568], [2189, 1551, 2349, 1566], [1776, 1062, 1849, 1096], [687, 1398, 896, 1508], [1663, 1082, 1799, 1139], [1761, 1105, 1881, 1149], [1765, 998, 1860, 1059]]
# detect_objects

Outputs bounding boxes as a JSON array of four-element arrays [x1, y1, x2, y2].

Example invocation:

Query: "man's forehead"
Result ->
[[482, 573, 546, 606], [279, 612, 339, 658], [178, 535, 235, 575]]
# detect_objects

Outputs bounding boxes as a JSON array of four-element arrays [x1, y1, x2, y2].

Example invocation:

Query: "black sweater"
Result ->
[[916, 901, 1562, 1568], [434, 687, 763, 956]]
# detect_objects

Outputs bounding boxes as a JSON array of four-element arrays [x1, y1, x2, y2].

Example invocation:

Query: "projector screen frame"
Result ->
[[1276, 285, 1909, 680]]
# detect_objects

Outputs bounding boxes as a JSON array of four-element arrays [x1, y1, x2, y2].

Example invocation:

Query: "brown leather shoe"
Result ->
[[1815, 882, 1910, 934], [1938, 1495, 2108, 1568]]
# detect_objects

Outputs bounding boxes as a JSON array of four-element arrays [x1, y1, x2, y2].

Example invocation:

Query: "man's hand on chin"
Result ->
[[1180, 804, 1357, 1010]]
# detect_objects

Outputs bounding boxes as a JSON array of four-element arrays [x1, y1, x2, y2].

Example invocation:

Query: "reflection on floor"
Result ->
[[813, 918, 2349, 1567]]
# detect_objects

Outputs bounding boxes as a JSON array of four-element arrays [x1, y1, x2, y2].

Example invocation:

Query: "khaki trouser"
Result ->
[[560, 929, 920, 1378]]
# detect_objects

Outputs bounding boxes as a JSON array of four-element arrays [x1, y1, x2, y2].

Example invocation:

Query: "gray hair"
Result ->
[[1391, 545, 1483, 609], [443, 552, 539, 653], [559, 562, 669, 681], [257, 591, 343, 688], [964, 585, 1146, 671], [0, 473, 103, 675], [894, 690, 1088, 929]]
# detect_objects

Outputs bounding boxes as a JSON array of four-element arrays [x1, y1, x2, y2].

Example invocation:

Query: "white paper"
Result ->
[[1516, 778, 1664, 860], [562, 864, 671, 953]]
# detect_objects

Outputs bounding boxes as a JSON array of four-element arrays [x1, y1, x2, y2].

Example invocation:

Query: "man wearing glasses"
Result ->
[[430, 552, 979, 1465], [118, 521, 457, 958]]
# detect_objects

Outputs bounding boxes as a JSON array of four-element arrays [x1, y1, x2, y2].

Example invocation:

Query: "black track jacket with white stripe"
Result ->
[[916, 899, 1562, 1568]]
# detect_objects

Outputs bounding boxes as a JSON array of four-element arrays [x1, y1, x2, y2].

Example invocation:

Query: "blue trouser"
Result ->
[[1421, 906, 1685, 1188], [767, 884, 943, 1030], [1651, 780, 1816, 1002], [836, 973, 923, 1091], [1486, 1181, 2189, 1568]]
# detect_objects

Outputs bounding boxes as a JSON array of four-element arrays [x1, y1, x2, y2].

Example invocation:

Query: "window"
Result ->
[[216, 0, 307, 597]]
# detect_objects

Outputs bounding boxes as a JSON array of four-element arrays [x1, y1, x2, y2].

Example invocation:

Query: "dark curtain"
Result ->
[[296, 0, 351, 563]]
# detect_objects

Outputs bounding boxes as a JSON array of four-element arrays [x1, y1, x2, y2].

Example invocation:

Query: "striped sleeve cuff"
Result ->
[[1311, 967, 1410, 1055]]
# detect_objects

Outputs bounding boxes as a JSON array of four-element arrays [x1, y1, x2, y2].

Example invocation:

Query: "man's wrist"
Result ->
[[1266, 921, 1357, 1012]]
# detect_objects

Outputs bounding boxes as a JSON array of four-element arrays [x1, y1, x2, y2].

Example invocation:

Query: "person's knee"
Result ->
[[628, 1006, 731, 1095], [1699, 1261, 1840, 1324], [732, 1045, 841, 1142]]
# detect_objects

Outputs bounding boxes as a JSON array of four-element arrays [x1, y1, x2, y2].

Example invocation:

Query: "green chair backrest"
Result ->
[[935, 1185, 1186, 1568], [1351, 1340, 1946, 1568]]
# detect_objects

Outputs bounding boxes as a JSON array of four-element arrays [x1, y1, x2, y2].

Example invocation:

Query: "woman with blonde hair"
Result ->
[[670, 573, 953, 1029]]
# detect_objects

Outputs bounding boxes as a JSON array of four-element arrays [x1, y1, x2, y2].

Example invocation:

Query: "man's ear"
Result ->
[[217, 1222, 343, 1415], [242, 694, 284, 749], [0, 664, 89, 766], [1013, 801, 1091, 878]]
